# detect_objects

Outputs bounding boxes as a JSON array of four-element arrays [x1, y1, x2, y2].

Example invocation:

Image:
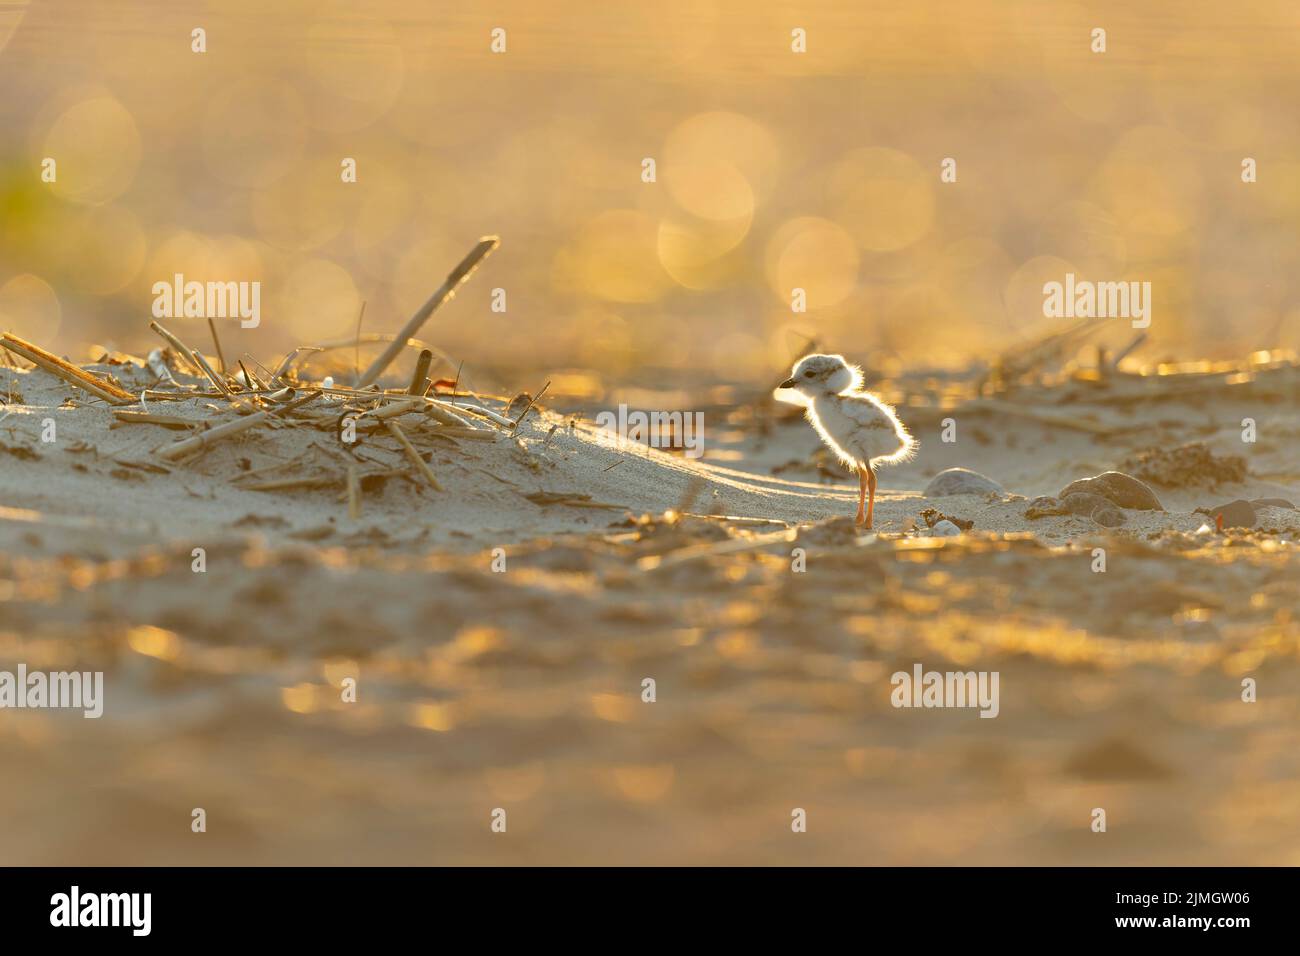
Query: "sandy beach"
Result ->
[[1, 344, 1296, 865]]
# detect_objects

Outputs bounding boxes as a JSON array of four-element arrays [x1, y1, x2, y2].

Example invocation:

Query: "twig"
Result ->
[[355, 236, 499, 387], [271, 346, 322, 382], [266, 390, 321, 416], [157, 411, 270, 461], [426, 425, 498, 442], [451, 359, 464, 400], [424, 401, 473, 427], [207, 318, 226, 374], [0, 333, 136, 404], [238, 359, 266, 391], [438, 398, 514, 429], [148, 321, 202, 373], [113, 410, 197, 429], [245, 475, 338, 492], [354, 300, 366, 384], [509, 380, 550, 434], [408, 349, 433, 395], [190, 350, 232, 396], [385, 420, 443, 490]]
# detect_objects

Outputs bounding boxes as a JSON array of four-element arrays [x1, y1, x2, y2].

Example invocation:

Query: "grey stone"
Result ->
[[924, 467, 1005, 497], [1208, 499, 1256, 528], [1060, 492, 1113, 516], [931, 519, 962, 537], [1091, 505, 1126, 527], [1058, 471, 1163, 510]]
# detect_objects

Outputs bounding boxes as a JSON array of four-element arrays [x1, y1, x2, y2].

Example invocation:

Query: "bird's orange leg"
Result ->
[[866, 466, 877, 529], [856, 466, 868, 526]]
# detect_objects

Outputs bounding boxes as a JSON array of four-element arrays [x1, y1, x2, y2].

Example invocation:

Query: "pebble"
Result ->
[[1206, 499, 1256, 529], [930, 519, 962, 537], [1058, 471, 1163, 511], [1060, 492, 1112, 516], [1091, 504, 1126, 527], [924, 467, 1005, 497], [1058, 492, 1127, 526]]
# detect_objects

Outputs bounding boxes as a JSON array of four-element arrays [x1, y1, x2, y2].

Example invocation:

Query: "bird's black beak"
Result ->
[[778, 378, 796, 389]]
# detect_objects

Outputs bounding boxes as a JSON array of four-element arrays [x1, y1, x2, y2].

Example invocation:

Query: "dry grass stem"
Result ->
[[385, 420, 443, 491], [0, 333, 136, 405]]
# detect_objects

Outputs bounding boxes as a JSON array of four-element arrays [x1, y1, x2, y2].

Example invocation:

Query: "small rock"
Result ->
[[1058, 471, 1163, 510], [1205, 499, 1256, 529], [1028, 496, 1057, 510], [1051, 492, 1126, 526], [1091, 504, 1126, 527], [1251, 497, 1296, 510], [924, 467, 1005, 497], [931, 519, 961, 537], [1060, 492, 1113, 516]]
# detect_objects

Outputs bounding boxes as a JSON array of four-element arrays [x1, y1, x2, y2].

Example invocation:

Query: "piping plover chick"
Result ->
[[778, 353, 916, 528]]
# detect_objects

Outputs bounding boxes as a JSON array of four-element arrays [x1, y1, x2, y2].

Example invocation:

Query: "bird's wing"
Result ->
[[838, 392, 895, 428]]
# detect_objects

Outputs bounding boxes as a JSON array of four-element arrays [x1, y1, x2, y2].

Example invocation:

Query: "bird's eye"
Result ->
[[804, 370, 815, 378]]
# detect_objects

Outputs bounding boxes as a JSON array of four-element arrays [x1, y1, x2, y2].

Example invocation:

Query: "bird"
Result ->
[[777, 353, 916, 528]]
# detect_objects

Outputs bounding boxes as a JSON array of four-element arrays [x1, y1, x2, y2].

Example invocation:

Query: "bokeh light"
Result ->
[[38, 94, 140, 205], [0, 273, 60, 341], [202, 79, 308, 188], [765, 216, 859, 309], [555, 210, 673, 304], [825, 148, 935, 253], [0, 0, 1292, 375]]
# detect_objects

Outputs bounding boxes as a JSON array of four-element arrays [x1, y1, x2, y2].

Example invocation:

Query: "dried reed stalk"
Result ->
[[190, 350, 232, 395], [207, 318, 226, 373], [366, 397, 423, 421], [0, 333, 136, 404], [385, 420, 443, 490], [509, 381, 550, 434], [157, 410, 270, 461], [436, 399, 514, 428], [147, 321, 202, 373], [245, 475, 339, 492], [407, 349, 433, 395], [424, 402, 473, 427], [427, 425, 498, 441], [355, 236, 499, 387], [113, 410, 197, 429]]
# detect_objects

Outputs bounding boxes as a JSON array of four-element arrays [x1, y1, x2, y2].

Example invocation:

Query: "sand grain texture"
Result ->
[[1, 358, 1297, 864]]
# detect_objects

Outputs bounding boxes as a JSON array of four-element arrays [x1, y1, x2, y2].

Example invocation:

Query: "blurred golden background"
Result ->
[[2, 0, 1299, 387]]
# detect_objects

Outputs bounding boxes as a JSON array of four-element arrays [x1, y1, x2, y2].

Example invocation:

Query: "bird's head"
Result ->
[[777, 353, 862, 399]]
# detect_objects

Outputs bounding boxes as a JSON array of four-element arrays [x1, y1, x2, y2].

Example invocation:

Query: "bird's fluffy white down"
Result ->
[[776, 353, 916, 470]]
